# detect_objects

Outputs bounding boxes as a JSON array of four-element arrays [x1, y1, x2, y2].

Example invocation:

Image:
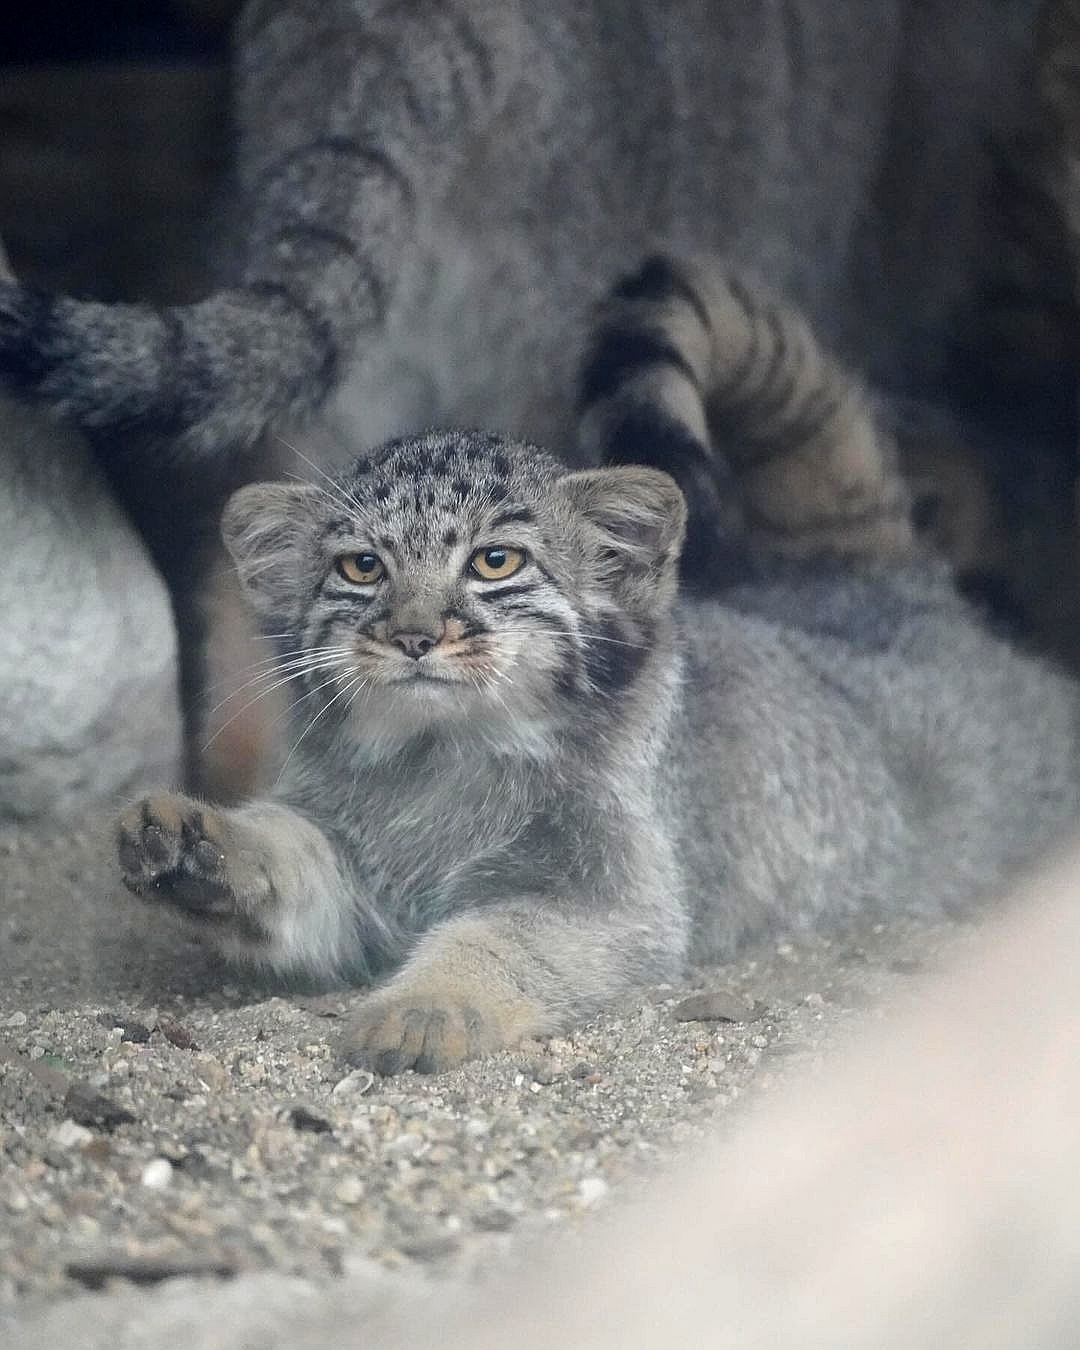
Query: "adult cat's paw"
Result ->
[[117, 793, 244, 920], [342, 993, 511, 1076]]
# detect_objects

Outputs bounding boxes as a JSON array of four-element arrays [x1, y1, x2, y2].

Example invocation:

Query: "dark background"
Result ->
[[0, 1, 236, 63]]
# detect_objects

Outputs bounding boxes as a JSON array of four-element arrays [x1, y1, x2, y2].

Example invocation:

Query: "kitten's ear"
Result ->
[[559, 466, 687, 565], [221, 482, 325, 623]]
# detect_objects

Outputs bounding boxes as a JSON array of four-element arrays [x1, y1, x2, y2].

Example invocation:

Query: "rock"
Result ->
[[672, 992, 766, 1024], [157, 1017, 199, 1050], [140, 1158, 174, 1190], [96, 1014, 151, 1045], [63, 1080, 136, 1131], [65, 1253, 238, 1290], [578, 1176, 609, 1207], [334, 1176, 365, 1206], [288, 1105, 333, 1135], [473, 1207, 516, 1232], [49, 1120, 93, 1150], [0, 391, 180, 820], [331, 1069, 375, 1098]]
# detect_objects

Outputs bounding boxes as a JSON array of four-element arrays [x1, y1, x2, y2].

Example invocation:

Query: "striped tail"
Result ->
[[578, 255, 915, 583]]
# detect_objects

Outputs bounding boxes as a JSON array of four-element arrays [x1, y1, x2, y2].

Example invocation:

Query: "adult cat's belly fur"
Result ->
[[312, 0, 1034, 469]]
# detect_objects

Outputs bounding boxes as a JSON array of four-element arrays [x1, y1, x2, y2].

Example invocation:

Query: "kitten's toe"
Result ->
[[342, 997, 488, 1075]]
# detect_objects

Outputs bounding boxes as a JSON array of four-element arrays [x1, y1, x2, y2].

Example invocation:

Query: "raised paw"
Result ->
[[116, 793, 241, 921], [341, 994, 509, 1076]]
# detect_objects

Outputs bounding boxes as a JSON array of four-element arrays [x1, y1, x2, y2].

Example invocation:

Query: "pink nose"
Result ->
[[390, 631, 438, 659]]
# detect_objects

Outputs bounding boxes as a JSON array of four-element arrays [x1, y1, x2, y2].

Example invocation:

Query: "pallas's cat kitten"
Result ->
[[116, 430, 1080, 1073]]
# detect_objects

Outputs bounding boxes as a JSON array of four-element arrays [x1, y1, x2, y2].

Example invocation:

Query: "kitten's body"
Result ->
[[118, 431, 1080, 1072]]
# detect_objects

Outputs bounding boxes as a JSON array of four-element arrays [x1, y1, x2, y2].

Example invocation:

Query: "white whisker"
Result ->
[[205, 648, 353, 711], [275, 673, 365, 782], [274, 434, 368, 520], [203, 661, 350, 750]]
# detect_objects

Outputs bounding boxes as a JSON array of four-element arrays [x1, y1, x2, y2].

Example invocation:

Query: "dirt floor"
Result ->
[[0, 808, 987, 1346]]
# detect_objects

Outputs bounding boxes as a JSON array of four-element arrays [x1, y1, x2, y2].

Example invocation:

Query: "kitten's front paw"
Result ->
[[117, 794, 246, 922], [342, 994, 510, 1076]]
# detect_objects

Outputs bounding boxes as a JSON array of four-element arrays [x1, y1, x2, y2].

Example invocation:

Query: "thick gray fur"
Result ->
[[0, 0, 1056, 462], [117, 431, 1080, 1073]]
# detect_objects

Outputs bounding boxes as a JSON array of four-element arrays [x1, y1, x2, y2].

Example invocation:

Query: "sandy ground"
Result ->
[[0, 807, 989, 1345]]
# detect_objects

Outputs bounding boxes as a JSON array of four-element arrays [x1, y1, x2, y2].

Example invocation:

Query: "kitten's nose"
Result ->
[[390, 630, 440, 660]]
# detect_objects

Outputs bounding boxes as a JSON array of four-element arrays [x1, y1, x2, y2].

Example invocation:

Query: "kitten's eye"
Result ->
[[469, 546, 526, 581], [335, 552, 385, 585]]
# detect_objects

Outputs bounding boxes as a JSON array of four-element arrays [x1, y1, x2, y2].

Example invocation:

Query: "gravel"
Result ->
[[0, 808, 981, 1340]]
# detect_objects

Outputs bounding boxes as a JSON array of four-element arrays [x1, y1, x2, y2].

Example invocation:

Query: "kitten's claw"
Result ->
[[341, 995, 500, 1075], [116, 794, 237, 918]]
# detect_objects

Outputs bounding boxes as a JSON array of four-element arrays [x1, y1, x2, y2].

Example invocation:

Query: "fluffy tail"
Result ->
[[578, 255, 915, 579], [0, 240, 386, 462]]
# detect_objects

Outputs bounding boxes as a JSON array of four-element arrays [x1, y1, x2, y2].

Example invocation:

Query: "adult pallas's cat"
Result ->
[[0, 1, 1068, 782]]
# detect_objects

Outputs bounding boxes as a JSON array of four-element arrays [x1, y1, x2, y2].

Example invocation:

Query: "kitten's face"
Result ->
[[223, 432, 685, 757]]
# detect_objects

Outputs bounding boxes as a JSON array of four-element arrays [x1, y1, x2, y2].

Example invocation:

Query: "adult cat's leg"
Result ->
[[94, 429, 281, 797], [117, 792, 360, 978]]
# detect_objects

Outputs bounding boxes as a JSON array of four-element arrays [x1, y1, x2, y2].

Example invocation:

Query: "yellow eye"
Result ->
[[335, 552, 385, 585], [469, 546, 526, 580]]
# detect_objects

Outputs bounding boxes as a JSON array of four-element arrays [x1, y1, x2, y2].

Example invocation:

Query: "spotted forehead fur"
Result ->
[[329, 431, 563, 549]]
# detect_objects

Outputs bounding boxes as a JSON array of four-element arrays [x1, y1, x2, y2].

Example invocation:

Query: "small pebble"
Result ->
[[63, 1081, 136, 1132], [50, 1120, 93, 1150], [578, 1176, 609, 1207], [140, 1158, 173, 1190], [96, 1014, 151, 1045], [331, 1069, 375, 1098], [289, 1105, 333, 1135], [335, 1176, 365, 1205], [157, 1017, 198, 1051]]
